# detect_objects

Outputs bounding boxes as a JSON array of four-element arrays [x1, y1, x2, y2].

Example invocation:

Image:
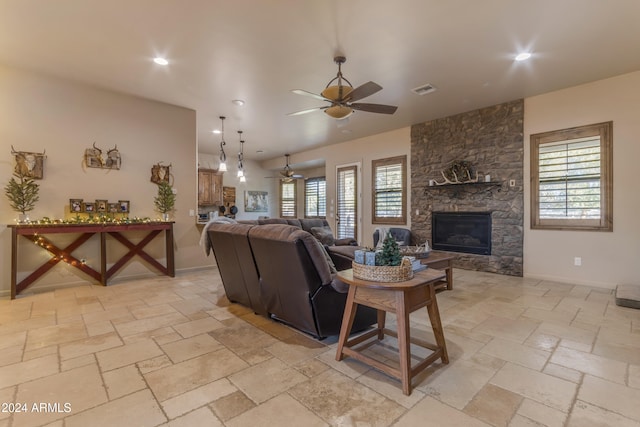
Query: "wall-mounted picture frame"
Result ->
[[245, 190, 268, 212], [119, 200, 130, 213], [83, 202, 96, 213], [70, 198, 83, 213], [108, 202, 119, 213], [96, 199, 108, 213]]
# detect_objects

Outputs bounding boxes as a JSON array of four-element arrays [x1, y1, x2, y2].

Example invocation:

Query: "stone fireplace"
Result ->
[[411, 100, 524, 276]]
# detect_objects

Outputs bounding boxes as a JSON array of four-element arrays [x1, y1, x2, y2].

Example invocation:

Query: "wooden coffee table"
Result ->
[[420, 250, 455, 290], [335, 268, 449, 395]]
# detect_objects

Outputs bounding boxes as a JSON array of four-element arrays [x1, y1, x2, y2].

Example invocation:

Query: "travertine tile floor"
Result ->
[[1, 268, 640, 426]]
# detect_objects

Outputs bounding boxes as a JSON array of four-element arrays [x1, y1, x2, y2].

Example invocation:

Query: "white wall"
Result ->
[[0, 65, 211, 296], [524, 71, 640, 288]]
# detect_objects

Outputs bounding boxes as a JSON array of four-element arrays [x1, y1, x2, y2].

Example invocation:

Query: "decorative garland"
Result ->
[[14, 214, 160, 226]]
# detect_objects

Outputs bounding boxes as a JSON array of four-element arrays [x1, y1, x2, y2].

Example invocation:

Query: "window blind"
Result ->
[[336, 166, 357, 239], [304, 177, 326, 218], [538, 138, 601, 219], [280, 181, 296, 218]]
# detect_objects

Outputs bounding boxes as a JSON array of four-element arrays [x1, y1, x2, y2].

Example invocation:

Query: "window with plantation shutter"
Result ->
[[336, 165, 357, 240], [531, 121, 612, 231], [372, 155, 407, 224], [279, 180, 297, 218], [304, 177, 326, 218]]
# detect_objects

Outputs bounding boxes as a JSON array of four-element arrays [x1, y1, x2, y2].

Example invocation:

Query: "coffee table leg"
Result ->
[[377, 309, 386, 340], [336, 285, 358, 361], [426, 284, 449, 364], [396, 291, 412, 395]]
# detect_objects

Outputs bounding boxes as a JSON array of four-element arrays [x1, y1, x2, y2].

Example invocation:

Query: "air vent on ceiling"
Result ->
[[411, 83, 437, 96]]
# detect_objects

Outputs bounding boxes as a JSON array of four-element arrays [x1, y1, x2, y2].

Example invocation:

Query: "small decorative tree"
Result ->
[[376, 234, 402, 266], [4, 175, 39, 221], [154, 181, 176, 220]]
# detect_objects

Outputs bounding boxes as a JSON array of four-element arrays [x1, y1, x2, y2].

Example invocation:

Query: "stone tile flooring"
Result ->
[[1, 268, 639, 426]]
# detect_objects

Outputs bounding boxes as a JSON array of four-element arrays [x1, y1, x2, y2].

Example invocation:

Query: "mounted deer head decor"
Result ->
[[11, 145, 46, 179], [150, 161, 172, 184], [84, 142, 121, 170]]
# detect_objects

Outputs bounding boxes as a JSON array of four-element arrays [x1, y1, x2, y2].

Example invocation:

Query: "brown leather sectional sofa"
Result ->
[[206, 220, 376, 339]]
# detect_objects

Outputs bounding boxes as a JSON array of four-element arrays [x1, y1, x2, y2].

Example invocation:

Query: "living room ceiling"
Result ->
[[1, 1, 639, 165]]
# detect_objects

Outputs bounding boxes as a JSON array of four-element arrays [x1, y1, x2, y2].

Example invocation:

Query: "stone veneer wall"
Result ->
[[411, 99, 524, 276]]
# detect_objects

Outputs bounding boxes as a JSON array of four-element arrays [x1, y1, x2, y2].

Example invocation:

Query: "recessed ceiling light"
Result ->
[[256, 150, 264, 153], [232, 99, 245, 106], [153, 57, 169, 65], [212, 129, 221, 134], [515, 52, 532, 61]]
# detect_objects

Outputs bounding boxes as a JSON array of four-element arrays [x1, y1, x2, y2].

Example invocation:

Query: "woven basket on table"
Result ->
[[352, 257, 414, 282]]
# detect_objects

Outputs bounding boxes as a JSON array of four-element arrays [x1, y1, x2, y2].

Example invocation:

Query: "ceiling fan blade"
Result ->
[[345, 81, 382, 102], [291, 89, 329, 102], [350, 102, 398, 114], [287, 106, 324, 116], [291, 174, 304, 179]]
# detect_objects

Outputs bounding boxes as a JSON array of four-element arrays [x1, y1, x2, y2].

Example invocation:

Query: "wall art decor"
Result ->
[[150, 162, 172, 184], [85, 142, 121, 169], [245, 190, 268, 212], [108, 202, 120, 213], [83, 202, 96, 213], [11, 145, 46, 179]]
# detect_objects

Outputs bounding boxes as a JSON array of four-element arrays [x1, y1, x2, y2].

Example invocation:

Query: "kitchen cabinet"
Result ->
[[198, 169, 223, 206]]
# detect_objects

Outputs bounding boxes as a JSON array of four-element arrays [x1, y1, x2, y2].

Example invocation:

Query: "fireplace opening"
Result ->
[[432, 212, 491, 255]]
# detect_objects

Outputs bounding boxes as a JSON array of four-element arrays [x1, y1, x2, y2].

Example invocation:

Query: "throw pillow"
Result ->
[[310, 226, 335, 246]]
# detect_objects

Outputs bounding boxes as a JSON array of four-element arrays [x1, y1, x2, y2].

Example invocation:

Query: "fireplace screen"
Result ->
[[432, 212, 491, 255]]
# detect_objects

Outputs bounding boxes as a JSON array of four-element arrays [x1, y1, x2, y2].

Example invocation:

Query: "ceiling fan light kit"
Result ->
[[290, 55, 398, 119]]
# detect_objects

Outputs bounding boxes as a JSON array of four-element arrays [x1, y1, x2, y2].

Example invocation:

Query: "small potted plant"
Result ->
[[4, 174, 39, 222], [154, 181, 176, 221]]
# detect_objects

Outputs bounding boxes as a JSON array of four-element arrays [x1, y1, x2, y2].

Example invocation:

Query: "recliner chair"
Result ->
[[373, 227, 412, 247], [247, 224, 377, 339]]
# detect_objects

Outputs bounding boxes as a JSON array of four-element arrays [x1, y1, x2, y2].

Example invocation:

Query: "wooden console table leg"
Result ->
[[377, 309, 386, 340], [100, 231, 107, 285], [165, 224, 175, 277], [11, 226, 18, 300]]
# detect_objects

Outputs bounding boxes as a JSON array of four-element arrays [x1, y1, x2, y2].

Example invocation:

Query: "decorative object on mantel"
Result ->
[[150, 162, 172, 184], [154, 181, 176, 221], [84, 142, 121, 169], [434, 160, 478, 185], [11, 146, 46, 179], [4, 174, 40, 222]]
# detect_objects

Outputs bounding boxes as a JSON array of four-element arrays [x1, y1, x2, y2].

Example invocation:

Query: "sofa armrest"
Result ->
[[334, 238, 358, 246]]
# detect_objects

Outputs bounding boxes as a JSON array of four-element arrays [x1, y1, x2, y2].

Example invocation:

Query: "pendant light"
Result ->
[[217, 116, 227, 172], [237, 130, 246, 182]]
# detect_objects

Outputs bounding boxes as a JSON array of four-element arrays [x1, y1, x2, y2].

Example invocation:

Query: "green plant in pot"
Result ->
[[4, 174, 39, 222], [376, 234, 402, 266], [154, 181, 176, 221]]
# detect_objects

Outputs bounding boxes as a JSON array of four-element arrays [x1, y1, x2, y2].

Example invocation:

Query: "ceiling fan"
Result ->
[[265, 154, 304, 182], [288, 55, 398, 119]]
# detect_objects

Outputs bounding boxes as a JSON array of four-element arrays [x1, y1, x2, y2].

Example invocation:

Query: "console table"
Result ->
[[9, 222, 175, 299], [336, 268, 448, 395]]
